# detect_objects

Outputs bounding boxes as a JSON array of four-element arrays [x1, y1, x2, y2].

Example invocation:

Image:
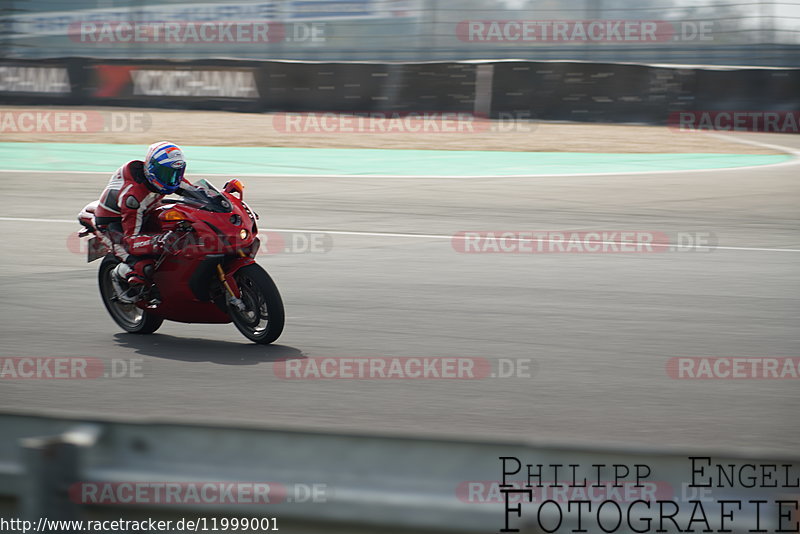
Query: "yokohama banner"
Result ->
[[1, 58, 797, 125]]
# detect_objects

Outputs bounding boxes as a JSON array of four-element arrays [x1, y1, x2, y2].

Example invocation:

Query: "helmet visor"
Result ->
[[150, 162, 185, 189]]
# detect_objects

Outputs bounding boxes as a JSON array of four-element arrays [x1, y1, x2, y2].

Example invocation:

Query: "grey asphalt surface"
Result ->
[[0, 132, 798, 456]]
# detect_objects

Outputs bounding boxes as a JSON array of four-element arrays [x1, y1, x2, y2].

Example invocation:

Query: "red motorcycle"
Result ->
[[78, 178, 284, 344]]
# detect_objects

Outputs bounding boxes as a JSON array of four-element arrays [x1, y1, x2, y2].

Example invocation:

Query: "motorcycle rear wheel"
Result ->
[[98, 255, 163, 334], [228, 264, 284, 344]]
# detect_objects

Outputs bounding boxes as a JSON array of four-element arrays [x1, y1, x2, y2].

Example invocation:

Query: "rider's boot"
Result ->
[[111, 263, 144, 304]]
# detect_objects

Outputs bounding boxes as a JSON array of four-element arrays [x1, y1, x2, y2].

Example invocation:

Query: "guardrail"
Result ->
[[1, 412, 798, 533]]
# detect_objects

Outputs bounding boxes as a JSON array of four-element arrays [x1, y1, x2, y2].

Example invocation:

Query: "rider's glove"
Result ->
[[155, 231, 181, 254]]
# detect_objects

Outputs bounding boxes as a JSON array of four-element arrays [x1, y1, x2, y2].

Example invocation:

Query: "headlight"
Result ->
[[240, 229, 249, 240]]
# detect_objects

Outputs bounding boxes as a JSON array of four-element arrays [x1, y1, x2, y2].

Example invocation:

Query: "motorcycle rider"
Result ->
[[91, 141, 189, 303]]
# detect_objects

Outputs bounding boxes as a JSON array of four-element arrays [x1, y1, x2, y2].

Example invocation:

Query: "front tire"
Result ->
[[98, 255, 163, 334], [228, 264, 284, 344]]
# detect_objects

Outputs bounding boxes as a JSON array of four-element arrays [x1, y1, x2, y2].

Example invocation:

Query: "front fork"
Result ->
[[217, 255, 255, 312]]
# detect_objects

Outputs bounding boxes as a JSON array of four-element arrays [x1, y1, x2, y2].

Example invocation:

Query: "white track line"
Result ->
[[1, 217, 798, 253], [707, 133, 800, 158]]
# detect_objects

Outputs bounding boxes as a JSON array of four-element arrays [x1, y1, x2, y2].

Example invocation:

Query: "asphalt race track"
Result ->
[[1, 132, 798, 456]]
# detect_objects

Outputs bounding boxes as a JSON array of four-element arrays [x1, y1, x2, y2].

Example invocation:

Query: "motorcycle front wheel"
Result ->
[[228, 264, 285, 344], [98, 255, 163, 334]]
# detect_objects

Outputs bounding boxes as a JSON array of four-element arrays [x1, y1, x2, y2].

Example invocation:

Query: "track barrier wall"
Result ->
[[1, 58, 798, 126]]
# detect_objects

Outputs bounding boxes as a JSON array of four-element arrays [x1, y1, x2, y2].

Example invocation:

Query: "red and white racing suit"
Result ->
[[93, 160, 188, 284]]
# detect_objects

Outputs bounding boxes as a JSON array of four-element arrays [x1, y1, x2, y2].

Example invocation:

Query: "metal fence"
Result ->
[[1, 412, 799, 533], [0, 0, 798, 66]]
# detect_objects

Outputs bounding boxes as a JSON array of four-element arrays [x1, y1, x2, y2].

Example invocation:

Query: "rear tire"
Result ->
[[98, 255, 163, 334], [229, 264, 284, 344]]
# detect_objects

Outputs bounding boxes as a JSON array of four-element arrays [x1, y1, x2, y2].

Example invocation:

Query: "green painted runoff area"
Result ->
[[0, 142, 789, 176]]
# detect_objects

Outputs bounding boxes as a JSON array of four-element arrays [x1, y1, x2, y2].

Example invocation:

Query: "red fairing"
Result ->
[[132, 186, 261, 324]]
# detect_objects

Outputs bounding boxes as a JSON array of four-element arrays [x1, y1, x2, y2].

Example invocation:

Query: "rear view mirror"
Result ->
[[224, 179, 244, 199]]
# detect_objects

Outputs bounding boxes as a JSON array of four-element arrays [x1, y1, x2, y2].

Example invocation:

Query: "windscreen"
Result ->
[[175, 179, 232, 213]]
